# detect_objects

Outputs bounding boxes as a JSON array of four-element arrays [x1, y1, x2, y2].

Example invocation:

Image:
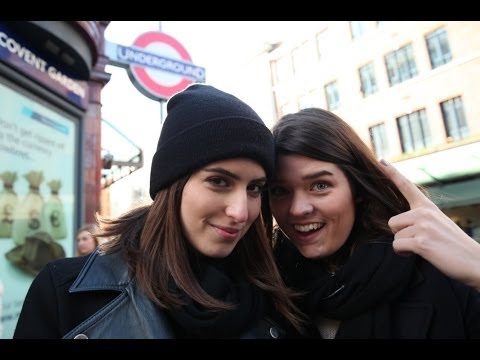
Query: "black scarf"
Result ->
[[167, 252, 264, 338], [275, 234, 417, 338]]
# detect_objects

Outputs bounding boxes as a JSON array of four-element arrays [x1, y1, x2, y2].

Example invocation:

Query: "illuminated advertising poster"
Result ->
[[0, 82, 76, 338]]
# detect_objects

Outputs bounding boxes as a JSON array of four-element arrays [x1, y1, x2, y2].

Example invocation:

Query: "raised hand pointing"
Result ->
[[380, 159, 480, 290]]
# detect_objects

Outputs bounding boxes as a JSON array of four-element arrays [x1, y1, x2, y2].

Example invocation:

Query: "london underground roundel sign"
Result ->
[[107, 31, 206, 101]]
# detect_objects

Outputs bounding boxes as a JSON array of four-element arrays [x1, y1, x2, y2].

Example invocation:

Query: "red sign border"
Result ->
[[130, 32, 194, 100]]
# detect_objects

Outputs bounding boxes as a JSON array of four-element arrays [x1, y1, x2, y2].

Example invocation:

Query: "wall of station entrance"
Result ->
[[0, 21, 110, 338]]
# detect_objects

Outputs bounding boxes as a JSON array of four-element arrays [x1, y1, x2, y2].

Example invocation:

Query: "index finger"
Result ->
[[378, 159, 430, 209]]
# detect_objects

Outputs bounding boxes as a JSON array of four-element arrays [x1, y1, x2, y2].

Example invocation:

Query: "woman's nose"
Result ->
[[289, 192, 314, 217], [225, 192, 249, 223]]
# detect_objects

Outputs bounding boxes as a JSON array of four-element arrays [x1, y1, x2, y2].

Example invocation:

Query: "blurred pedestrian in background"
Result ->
[[75, 223, 99, 256]]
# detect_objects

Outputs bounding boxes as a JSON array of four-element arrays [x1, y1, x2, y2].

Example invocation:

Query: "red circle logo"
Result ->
[[130, 32, 195, 100]]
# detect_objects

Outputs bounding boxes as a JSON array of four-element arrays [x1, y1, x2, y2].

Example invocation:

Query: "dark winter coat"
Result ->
[[275, 236, 480, 339], [333, 259, 480, 338], [13, 249, 286, 339]]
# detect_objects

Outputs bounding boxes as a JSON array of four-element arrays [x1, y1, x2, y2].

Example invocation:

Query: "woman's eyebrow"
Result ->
[[303, 170, 333, 181], [203, 167, 267, 183]]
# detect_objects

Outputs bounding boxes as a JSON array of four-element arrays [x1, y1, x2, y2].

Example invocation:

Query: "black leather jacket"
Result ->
[[15, 249, 286, 339]]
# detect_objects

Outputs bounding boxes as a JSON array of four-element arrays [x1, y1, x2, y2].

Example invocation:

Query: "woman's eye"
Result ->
[[247, 183, 265, 196], [312, 182, 328, 191], [247, 184, 260, 192], [208, 177, 227, 187]]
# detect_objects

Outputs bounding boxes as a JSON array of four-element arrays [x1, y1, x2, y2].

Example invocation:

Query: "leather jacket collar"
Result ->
[[70, 249, 130, 293]]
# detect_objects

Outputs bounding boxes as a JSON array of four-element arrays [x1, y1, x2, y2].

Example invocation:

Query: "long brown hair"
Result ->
[[270, 108, 411, 256], [99, 175, 305, 332]]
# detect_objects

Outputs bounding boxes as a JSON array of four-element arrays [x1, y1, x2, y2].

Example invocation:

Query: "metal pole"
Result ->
[[159, 21, 164, 126], [160, 101, 165, 126]]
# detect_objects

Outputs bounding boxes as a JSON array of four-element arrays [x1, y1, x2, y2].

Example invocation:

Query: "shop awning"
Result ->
[[393, 140, 480, 209], [393, 141, 480, 185], [427, 176, 480, 209]]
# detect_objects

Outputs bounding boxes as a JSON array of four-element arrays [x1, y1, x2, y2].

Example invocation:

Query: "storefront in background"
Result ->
[[395, 140, 480, 241], [0, 21, 110, 338]]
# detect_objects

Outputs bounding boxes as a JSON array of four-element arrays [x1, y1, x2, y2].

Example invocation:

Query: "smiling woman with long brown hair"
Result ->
[[268, 107, 480, 339], [14, 84, 304, 339]]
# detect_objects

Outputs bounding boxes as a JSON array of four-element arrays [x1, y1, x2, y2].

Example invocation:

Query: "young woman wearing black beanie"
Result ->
[[14, 84, 305, 339]]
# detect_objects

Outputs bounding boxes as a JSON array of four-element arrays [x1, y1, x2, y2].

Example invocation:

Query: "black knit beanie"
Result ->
[[149, 84, 274, 199]]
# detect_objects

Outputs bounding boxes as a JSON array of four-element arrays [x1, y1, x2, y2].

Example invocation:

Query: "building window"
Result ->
[[324, 81, 340, 111], [281, 102, 297, 117], [292, 40, 316, 76], [385, 44, 418, 86], [425, 27, 452, 69], [369, 123, 390, 159], [397, 109, 432, 153], [298, 91, 322, 110], [359, 62, 378, 97], [274, 56, 292, 84], [441, 96, 468, 141], [350, 21, 368, 39], [316, 30, 327, 61]]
